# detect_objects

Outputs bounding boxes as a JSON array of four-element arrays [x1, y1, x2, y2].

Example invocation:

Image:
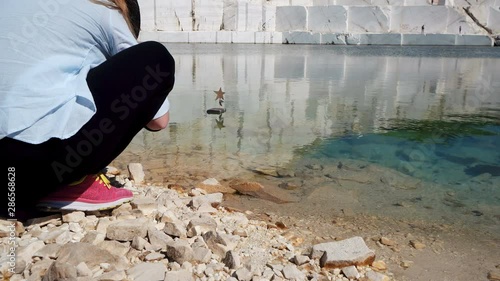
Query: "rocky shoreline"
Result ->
[[0, 164, 396, 281]]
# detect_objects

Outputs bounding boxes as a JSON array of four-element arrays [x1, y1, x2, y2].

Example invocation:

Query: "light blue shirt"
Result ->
[[0, 0, 169, 144]]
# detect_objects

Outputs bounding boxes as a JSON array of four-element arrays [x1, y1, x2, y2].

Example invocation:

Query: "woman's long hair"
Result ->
[[91, 0, 141, 39]]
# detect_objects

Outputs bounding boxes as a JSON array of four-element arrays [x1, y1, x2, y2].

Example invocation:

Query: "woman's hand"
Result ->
[[146, 111, 169, 131]]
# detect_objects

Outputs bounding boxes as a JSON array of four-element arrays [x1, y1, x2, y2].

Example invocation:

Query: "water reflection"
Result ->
[[115, 44, 500, 183]]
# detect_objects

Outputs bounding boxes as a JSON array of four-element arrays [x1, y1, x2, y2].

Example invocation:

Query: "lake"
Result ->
[[112, 43, 500, 236]]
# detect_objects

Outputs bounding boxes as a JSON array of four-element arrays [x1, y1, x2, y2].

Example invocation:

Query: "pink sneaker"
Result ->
[[37, 174, 133, 211]]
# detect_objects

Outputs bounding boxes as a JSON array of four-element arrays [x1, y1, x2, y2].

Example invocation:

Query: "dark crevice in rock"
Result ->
[[462, 6, 493, 35]]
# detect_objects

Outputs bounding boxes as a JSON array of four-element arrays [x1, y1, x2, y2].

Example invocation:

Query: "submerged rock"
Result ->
[[229, 180, 299, 203]]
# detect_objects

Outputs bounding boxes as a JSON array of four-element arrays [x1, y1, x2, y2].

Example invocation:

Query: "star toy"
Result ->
[[214, 87, 225, 106], [207, 87, 226, 115]]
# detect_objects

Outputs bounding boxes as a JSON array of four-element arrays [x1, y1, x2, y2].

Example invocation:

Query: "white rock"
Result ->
[[366, 270, 390, 281], [164, 269, 195, 281], [283, 32, 321, 44], [390, 6, 449, 34], [487, 6, 500, 34], [348, 6, 390, 33], [282, 264, 306, 280], [341, 265, 360, 279], [61, 211, 86, 223], [307, 6, 347, 33], [276, 6, 307, 31], [189, 31, 218, 43], [127, 262, 167, 281], [156, 1, 192, 31], [128, 163, 145, 184], [402, 34, 456, 45], [137, 0, 155, 31], [311, 236, 375, 268], [194, 0, 224, 31]]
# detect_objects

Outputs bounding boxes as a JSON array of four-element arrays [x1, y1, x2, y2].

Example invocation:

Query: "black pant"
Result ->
[[1, 41, 175, 220]]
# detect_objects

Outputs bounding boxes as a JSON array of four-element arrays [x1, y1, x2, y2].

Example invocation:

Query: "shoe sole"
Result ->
[[36, 197, 132, 212]]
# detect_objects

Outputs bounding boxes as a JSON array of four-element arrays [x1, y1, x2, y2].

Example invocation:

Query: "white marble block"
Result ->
[[283, 31, 321, 44], [247, 3, 264, 31], [446, 7, 484, 35], [390, 6, 450, 34], [466, 5, 491, 28], [138, 31, 159, 42], [307, 6, 347, 33], [335, 0, 372, 5], [263, 4, 277, 31], [157, 31, 190, 43], [291, 0, 313, 5], [193, 0, 224, 31], [232, 31, 256, 43], [359, 33, 402, 44], [188, 31, 218, 43], [223, 1, 238, 30], [156, 1, 193, 31], [487, 6, 500, 34], [216, 31, 233, 43], [402, 34, 456, 45], [455, 35, 493, 46], [321, 33, 347, 44], [371, 0, 405, 5], [255, 31, 271, 43], [348, 6, 390, 33], [223, 1, 263, 31], [276, 6, 308, 31], [270, 0, 292, 6], [404, 0, 431, 4], [312, 0, 335, 5], [137, 0, 155, 31]]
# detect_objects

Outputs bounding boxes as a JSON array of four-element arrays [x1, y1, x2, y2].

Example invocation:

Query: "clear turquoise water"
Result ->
[[307, 119, 500, 185], [118, 43, 500, 227]]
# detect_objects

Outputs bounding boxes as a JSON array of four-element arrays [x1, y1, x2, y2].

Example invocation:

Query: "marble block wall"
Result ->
[[137, 0, 500, 45]]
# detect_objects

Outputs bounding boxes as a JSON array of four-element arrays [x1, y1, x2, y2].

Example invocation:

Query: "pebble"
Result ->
[[372, 260, 387, 271], [400, 260, 414, 269], [380, 237, 396, 246], [410, 240, 426, 250], [489, 270, 500, 281]]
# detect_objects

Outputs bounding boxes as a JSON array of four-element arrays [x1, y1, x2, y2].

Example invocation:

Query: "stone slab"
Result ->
[[390, 6, 450, 34], [189, 31, 218, 43], [312, 0, 335, 5], [455, 35, 493, 46], [216, 31, 233, 43], [487, 6, 500, 34], [283, 31, 321, 44], [138, 31, 159, 42], [308, 6, 347, 33], [263, 4, 277, 31], [402, 34, 456, 45], [336, 0, 372, 4], [137, 0, 155, 31], [194, 0, 224, 31], [446, 7, 483, 35], [156, 1, 192, 31], [255, 31, 272, 43], [348, 6, 390, 33], [232, 31, 256, 43], [276, 6, 307, 31], [359, 33, 402, 45], [157, 31, 190, 43], [321, 33, 348, 45]]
